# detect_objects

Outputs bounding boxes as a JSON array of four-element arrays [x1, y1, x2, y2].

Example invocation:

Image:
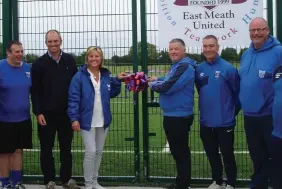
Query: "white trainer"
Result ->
[[225, 185, 235, 189], [92, 183, 106, 189], [208, 181, 225, 189]]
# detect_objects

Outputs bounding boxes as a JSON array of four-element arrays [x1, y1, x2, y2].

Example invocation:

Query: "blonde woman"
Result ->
[[68, 46, 126, 189]]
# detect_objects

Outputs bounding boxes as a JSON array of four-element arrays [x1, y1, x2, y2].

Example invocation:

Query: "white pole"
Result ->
[[273, 0, 277, 37]]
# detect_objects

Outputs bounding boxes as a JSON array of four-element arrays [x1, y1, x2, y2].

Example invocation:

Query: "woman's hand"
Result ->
[[72, 121, 80, 131], [117, 72, 128, 80]]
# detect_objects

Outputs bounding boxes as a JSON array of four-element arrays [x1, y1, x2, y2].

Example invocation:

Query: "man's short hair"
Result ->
[[203, 35, 219, 45], [6, 40, 22, 53], [45, 29, 62, 42], [169, 38, 186, 47]]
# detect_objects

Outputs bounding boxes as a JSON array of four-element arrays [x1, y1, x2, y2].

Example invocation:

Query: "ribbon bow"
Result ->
[[124, 72, 148, 93]]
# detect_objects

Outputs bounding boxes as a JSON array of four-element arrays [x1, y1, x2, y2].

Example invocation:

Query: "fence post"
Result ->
[[140, 0, 149, 182], [12, 0, 19, 41], [132, 0, 140, 183], [267, 0, 273, 35], [2, 0, 18, 58], [2, 0, 12, 58], [277, 0, 282, 41]]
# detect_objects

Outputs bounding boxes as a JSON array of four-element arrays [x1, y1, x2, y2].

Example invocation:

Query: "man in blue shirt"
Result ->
[[239, 17, 282, 189], [0, 41, 32, 189], [148, 38, 196, 189], [195, 35, 240, 189], [271, 64, 282, 189]]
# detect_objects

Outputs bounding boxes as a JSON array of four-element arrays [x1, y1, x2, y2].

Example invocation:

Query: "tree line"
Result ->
[[0, 42, 248, 65]]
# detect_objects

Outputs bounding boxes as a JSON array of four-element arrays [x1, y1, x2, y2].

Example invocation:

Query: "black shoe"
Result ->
[[163, 183, 177, 189], [3, 184, 14, 189], [14, 182, 26, 189]]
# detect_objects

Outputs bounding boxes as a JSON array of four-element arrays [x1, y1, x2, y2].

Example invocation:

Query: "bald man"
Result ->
[[239, 17, 282, 189]]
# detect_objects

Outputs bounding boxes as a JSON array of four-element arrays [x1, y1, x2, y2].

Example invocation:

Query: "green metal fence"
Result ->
[[141, 1, 251, 185], [1, 0, 282, 186], [16, 0, 140, 183]]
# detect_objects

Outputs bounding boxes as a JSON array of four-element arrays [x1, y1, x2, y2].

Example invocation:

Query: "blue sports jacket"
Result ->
[[239, 35, 282, 116], [150, 57, 197, 117], [272, 65, 282, 138], [195, 56, 240, 127], [67, 65, 121, 131]]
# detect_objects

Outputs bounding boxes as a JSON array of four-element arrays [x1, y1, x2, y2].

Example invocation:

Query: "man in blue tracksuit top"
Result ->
[[195, 35, 240, 189], [148, 38, 196, 189], [271, 64, 282, 189], [239, 17, 282, 189]]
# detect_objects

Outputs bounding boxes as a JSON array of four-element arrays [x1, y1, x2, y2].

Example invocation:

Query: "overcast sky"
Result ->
[[0, 0, 276, 58]]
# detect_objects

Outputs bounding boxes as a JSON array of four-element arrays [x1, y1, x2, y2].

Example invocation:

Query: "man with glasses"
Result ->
[[239, 17, 282, 189], [31, 30, 80, 189]]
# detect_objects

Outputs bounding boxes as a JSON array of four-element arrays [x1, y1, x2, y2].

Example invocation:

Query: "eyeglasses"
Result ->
[[249, 27, 268, 33]]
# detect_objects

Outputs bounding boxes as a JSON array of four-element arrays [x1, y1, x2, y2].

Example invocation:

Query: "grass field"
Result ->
[[22, 63, 253, 182]]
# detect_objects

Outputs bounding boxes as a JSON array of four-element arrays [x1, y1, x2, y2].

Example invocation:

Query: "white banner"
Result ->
[[158, 0, 263, 48]]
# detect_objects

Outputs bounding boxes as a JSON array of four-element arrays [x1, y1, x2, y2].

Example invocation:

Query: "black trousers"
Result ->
[[38, 112, 73, 184], [163, 115, 193, 189], [244, 115, 272, 189], [200, 126, 237, 187], [271, 135, 282, 189]]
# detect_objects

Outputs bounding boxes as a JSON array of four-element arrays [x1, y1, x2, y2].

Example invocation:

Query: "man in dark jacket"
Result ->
[[31, 30, 80, 189]]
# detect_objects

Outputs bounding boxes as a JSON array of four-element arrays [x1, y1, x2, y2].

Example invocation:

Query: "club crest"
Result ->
[[173, 0, 247, 10], [26, 72, 30, 78], [215, 71, 221, 78], [258, 70, 265, 78]]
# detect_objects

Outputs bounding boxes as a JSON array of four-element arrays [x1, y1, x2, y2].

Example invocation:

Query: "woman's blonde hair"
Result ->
[[85, 46, 104, 68]]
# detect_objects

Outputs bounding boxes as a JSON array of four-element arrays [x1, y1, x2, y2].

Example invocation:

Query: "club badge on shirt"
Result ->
[[259, 70, 266, 78], [26, 72, 30, 78], [215, 71, 221, 78]]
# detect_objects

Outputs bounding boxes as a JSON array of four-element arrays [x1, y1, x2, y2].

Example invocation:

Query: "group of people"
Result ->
[[0, 16, 281, 189], [148, 17, 282, 189], [0, 29, 127, 189]]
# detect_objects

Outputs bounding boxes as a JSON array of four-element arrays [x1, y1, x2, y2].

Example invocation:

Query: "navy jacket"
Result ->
[[67, 65, 121, 131], [195, 56, 240, 127]]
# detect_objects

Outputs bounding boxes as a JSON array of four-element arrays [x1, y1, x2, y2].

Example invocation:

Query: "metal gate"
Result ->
[[1, 0, 282, 186]]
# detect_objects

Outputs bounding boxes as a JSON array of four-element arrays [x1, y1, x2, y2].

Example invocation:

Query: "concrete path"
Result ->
[[23, 185, 249, 189]]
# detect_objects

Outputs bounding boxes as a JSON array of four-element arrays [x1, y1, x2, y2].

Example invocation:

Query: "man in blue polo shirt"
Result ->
[[0, 41, 32, 189]]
